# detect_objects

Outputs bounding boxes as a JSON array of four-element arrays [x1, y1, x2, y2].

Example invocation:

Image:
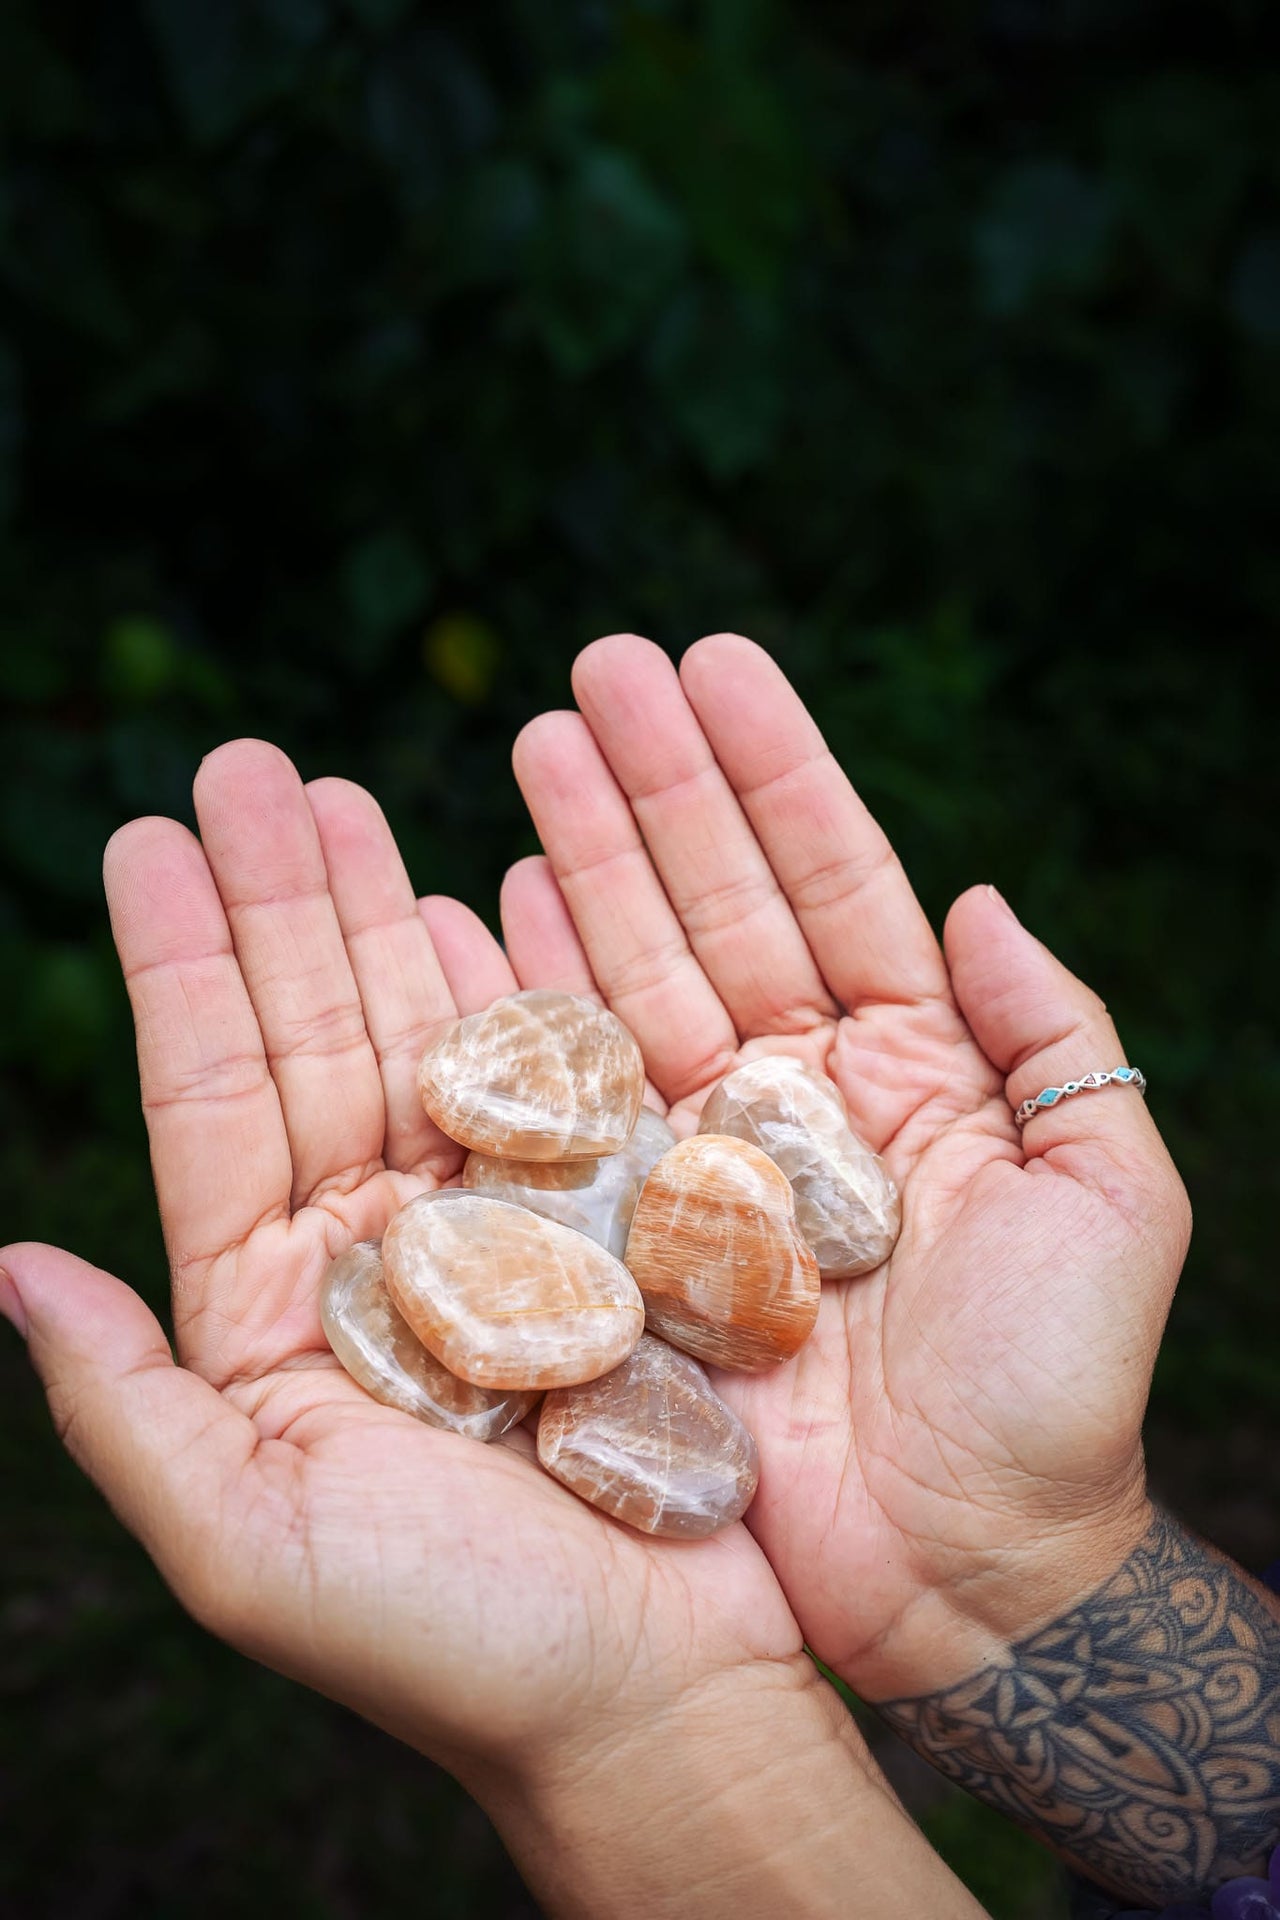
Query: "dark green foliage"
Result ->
[[2, 3, 1277, 1913]]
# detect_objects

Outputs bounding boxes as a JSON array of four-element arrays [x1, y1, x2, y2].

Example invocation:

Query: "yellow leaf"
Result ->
[[423, 613, 501, 704]]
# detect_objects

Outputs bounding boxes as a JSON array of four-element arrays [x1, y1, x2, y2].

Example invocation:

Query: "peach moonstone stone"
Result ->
[[537, 1334, 759, 1538], [698, 1057, 900, 1278], [417, 989, 644, 1160], [320, 1241, 538, 1441], [624, 1136, 820, 1372], [463, 1108, 676, 1258], [382, 1190, 644, 1390]]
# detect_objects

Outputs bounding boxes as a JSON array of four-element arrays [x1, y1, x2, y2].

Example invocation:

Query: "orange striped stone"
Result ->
[[623, 1136, 820, 1372]]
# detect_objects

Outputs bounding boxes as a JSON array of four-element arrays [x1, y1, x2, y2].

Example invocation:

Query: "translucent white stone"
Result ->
[[698, 1057, 900, 1278], [537, 1333, 759, 1538], [319, 1240, 537, 1441], [463, 1108, 676, 1257]]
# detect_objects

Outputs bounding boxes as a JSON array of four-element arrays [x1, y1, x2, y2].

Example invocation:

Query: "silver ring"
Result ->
[[1014, 1066, 1146, 1128]]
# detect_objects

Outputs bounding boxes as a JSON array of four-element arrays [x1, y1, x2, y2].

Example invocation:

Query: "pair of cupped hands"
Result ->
[[3, 636, 1190, 1902]]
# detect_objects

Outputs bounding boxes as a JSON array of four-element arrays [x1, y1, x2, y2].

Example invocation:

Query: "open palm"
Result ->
[[5, 738, 802, 1780], [508, 634, 1191, 1698]]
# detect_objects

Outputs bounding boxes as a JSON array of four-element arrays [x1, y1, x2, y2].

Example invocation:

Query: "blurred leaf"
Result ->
[[100, 616, 182, 703], [423, 613, 502, 705], [0, 745, 117, 901], [143, 0, 329, 146], [1104, 74, 1249, 291], [17, 943, 115, 1084], [648, 285, 784, 476], [442, 158, 544, 289], [342, 531, 434, 655], [529, 148, 687, 372], [2, 182, 134, 345], [365, 29, 496, 211], [599, 8, 810, 291], [0, 4, 85, 138], [975, 161, 1115, 316]]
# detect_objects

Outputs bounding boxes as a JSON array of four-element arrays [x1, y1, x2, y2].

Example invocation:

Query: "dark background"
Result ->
[[2, 3, 1278, 1915]]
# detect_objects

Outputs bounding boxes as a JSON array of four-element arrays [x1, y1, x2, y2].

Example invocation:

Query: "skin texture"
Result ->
[[0, 738, 985, 1920], [880, 1509, 1280, 1908], [507, 634, 1191, 1682], [505, 632, 1244, 1905]]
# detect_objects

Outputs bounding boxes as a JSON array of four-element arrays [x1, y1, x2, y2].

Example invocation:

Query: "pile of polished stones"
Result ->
[[322, 991, 900, 1538]]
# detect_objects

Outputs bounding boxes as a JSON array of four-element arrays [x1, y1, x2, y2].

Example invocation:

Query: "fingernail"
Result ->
[[986, 884, 1018, 920], [0, 1267, 27, 1339]]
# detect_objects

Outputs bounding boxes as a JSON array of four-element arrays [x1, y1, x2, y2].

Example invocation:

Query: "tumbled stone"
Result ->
[[382, 1190, 644, 1390], [463, 1108, 676, 1258], [320, 1240, 538, 1440], [537, 1333, 760, 1538], [698, 1057, 900, 1278], [417, 988, 644, 1160], [623, 1136, 820, 1372]]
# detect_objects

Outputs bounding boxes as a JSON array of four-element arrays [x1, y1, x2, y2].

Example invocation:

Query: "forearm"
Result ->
[[871, 1507, 1280, 1910], [471, 1653, 988, 1920]]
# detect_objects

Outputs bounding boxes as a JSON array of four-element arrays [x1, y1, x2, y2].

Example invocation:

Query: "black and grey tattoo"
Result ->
[[876, 1512, 1280, 1908]]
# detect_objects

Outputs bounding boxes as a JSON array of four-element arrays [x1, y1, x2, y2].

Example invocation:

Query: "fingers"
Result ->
[[569, 635, 836, 1036], [944, 886, 1190, 1234], [193, 743, 385, 1210], [104, 815, 293, 1298], [1, 1242, 260, 1632], [307, 778, 464, 1180], [499, 855, 599, 996], [513, 708, 740, 1103], [415, 895, 519, 1011], [679, 635, 952, 1011]]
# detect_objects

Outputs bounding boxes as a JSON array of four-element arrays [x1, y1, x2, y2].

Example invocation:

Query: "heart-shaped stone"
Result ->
[[537, 1333, 759, 1538], [417, 989, 645, 1160], [463, 1108, 675, 1258], [321, 1240, 538, 1441], [698, 1057, 900, 1278], [382, 1190, 644, 1390], [623, 1135, 820, 1372]]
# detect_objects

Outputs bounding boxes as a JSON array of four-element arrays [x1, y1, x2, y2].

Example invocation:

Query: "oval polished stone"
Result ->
[[320, 1240, 538, 1441], [698, 1057, 901, 1278], [462, 1108, 676, 1258], [537, 1333, 760, 1539], [623, 1136, 820, 1372], [417, 989, 645, 1160], [382, 1190, 645, 1391]]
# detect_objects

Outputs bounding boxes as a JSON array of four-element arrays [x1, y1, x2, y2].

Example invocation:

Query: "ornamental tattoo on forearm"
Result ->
[[875, 1512, 1280, 1908]]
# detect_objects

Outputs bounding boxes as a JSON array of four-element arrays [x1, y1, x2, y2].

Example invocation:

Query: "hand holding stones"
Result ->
[[323, 988, 900, 1537]]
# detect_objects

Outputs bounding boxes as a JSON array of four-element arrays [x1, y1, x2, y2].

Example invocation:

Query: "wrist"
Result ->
[[468, 1653, 984, 1919], [846, 1471, 1156, 1702]]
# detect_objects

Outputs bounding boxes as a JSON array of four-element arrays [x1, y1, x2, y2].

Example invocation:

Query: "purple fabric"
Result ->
[[1098, 1850, 1280, 1919]]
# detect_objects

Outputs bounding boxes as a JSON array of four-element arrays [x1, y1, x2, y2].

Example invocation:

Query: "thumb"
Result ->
[[1, 1242, 260, 1628], [943, 888, 1190, 1246]]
